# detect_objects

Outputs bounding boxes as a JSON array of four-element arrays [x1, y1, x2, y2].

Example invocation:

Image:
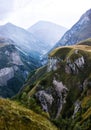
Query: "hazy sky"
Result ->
[[0, 0, 91, 29]]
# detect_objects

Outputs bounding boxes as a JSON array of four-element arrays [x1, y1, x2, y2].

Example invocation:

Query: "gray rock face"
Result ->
[[53, 79, 68, 94], [47, 57, 61, 72], [36, 79, 68, 119], [52, 79, 68, 119], [75, 56, 85, 68], [65, 56, 85, 74], [47, 58, 58, 72], [0, 43, 24, 69], [72, 100, 81, 118], [10, 52, 23, 65], [35, 90, 53, 112], [0, 67, 14, 86]]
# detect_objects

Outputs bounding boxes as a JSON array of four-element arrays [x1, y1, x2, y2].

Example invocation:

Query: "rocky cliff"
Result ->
[[0, 67, 14, 86], [16, 40, 91, 130]]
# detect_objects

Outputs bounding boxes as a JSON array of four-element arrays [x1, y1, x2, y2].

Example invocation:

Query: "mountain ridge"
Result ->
[[53, 9, 91, 49], [1, 8, 91, 130], [0, 37, 41, 98], [16, 40, 91, 130], [28, 20, 67, 47], [0, 22, 49, 56]]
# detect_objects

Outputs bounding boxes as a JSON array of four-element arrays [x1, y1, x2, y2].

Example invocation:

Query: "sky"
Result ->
[[0, 0, 91, 29]]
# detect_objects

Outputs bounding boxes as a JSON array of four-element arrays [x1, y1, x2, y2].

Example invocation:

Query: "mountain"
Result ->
[[0, 37, 40, 98], [28, 21, 67, 47], [15, 39, 91, 130], [1, 9, 91, 130], [0, 22, 49, 56], [54, 9, 91, 48], [77, 37, 91, 46]]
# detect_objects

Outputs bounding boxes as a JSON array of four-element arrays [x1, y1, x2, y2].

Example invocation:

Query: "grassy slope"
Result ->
[[16, 41, 91, 130], [0, 98, 58, 130], [20, 44, 91, 96]]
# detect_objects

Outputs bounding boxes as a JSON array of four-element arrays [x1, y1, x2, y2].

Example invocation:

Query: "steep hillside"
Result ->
[[54, 9, 91, 48], [0, 37, 40, 98], [28, 21, 67, 47], [0, 98, 58, 130], [16, 41, 91, 130]]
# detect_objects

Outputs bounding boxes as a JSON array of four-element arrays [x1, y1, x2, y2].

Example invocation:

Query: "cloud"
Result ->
[[0, 0, 14, 20], [0, 0, 91, 28]]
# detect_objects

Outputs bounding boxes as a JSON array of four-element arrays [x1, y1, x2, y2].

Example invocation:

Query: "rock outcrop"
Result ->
[[36, 79, 68, 119], [72, 100, 81, 119], [0, 67, 14, 86], [35, 90, 53, 112], [65, 56, 85, 74], [10, 52, 23, 65], [51, 79, 68, 119], [47, 57, 61, 72]]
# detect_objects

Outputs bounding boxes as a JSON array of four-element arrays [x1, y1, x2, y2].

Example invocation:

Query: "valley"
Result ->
[[0, 8, 91, 130]]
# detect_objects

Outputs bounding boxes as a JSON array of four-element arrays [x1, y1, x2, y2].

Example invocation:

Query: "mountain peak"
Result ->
[[5, 22, 13, 26], [3, 22, 19, 29], [29, 20, 67, 30], [28, 21, 67, 46]]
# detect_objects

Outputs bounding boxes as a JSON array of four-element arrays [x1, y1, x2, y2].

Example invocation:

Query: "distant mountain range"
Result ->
[[0, 21, 67, 97], [28, 21, 67, 47], [0, 23, 47, 56], [0, 37, 41, 97], [1, 8, 91, 98], [1, 8, 91, 130], [0, 23, 45, 97], [54, 9, 91, 48]]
